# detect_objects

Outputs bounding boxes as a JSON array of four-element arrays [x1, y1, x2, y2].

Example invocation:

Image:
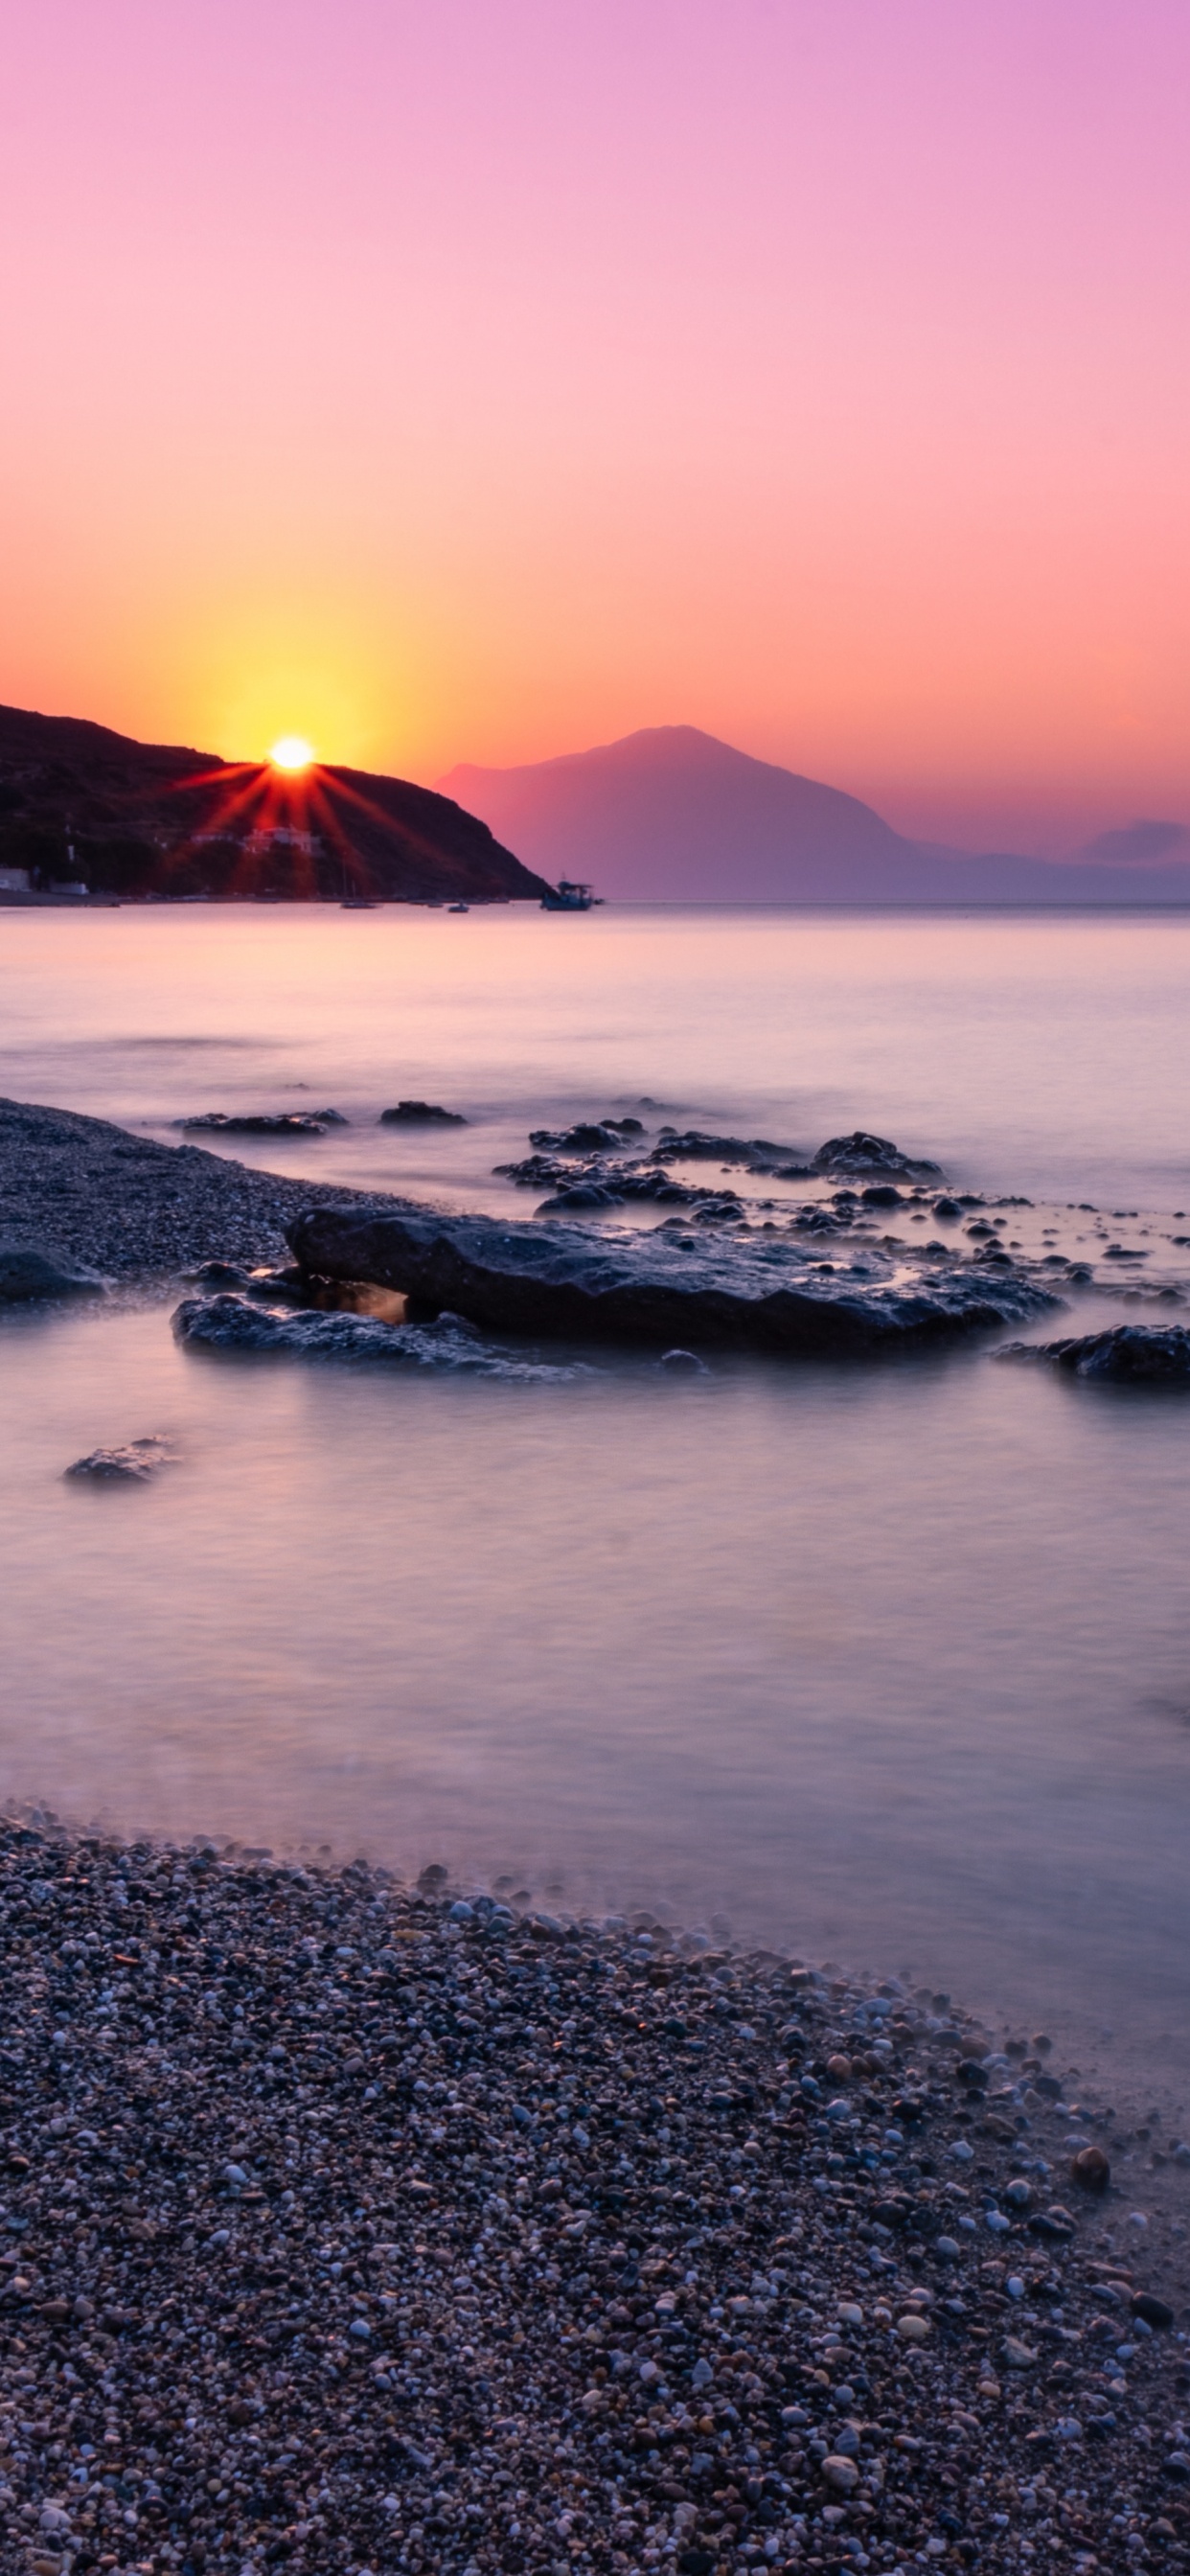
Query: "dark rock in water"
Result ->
[[998, 1325, 1190, 1383], [286, 1201, 1057, 1358], [861, 1184, 903, 1208], [932, 1196, 963, 1219], [651, 1127, 805, 1166], [378, 1100, 468, 1125], [812, 1130, 943, 1178], [0, 1238, 104, 1301], [177, 1112, 330, 1137], [309, 1107, 349, 1123], [528, 1121, 633, 1154], [171, 1293, 582, 1378], [65, 1436, 174, 1482]]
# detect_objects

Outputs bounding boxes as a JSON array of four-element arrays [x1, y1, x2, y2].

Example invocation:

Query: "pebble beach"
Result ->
[[1, 1824, 1187, 2576]]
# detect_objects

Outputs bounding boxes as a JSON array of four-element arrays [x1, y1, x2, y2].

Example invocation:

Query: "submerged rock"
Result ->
[[378, 1100, 467, 1124], [64, 1436, 175, 1482], [998, 1324, 1190, 1383], [0, 1237, 104, 1301], [171, 1293, 582, 1378], [177, 1112, 332, 1136], [286, 1201, 1058, 1357]]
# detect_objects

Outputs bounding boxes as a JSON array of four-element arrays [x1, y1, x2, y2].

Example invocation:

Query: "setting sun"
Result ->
[[269, 735, 314, 772]]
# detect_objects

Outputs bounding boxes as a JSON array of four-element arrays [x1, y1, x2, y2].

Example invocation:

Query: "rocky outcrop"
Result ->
[[378, 1102, 467, 1126], [64, 1437, 174, 1481], [0, 1236, 104, 1300], [171, 1294, 583, 1379], [812, 1131, 943, 1178], [998, 1324, 1190, 1383], [650, 1128, 809, 1168], [286, 1203, 1057, 1358], [178, 1113, 333, 1137], [0, 702, 550, 904]]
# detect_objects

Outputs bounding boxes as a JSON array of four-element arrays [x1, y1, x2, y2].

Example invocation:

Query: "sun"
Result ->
[[269, 734, 315, 772]]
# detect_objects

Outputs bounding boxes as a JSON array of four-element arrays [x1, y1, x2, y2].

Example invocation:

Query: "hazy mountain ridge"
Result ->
[[0, 703, 548, 904], [439, 724, 1190, 903]]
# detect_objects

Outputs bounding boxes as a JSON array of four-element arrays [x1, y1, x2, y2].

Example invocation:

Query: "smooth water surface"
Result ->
[[2, 906, 1189, 2081]]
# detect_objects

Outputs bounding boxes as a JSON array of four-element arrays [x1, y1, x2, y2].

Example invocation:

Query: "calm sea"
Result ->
[[2, 903, 1189, 2087]]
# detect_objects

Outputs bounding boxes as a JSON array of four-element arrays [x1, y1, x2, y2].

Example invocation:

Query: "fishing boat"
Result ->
[[540, 879, 603, 911], [447, 901, 470, 913]]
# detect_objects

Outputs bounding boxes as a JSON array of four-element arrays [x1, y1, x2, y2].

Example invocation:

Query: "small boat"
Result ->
[[540, 879, 602, 911], [447, 902, 469, 913], [340, 898, 378, 909]]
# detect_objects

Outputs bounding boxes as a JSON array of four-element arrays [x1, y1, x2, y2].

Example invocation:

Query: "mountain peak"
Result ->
[[437, 727, 1190, 907]]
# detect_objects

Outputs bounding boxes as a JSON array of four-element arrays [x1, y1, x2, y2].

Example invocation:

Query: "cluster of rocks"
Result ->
[[0, 1822, 1187, 2576], [493, 1133, 943, 1219], [8, 1096, 1190, 1384], [281, 1203, 1059, 1362], [997, 1328, 1190, 1386]]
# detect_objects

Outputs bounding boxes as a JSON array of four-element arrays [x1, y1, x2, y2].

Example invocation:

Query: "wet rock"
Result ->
[[176, 1112, 332, 1136], [997, 1324, 1190, 1382], [286, 1201, 1058, 1358], [0, 1237, 104, 1300], [171, 1292, 583, 1378], [529, 1121, 635, 1153], [812, 1130, 943, 1178], [650, 1128, 810, 1170], [378, 1101, 468, 1124], [63, 1436, 175, 1482]]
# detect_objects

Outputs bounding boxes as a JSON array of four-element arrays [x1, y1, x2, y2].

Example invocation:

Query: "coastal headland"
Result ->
[[0, 705, 549, 907]]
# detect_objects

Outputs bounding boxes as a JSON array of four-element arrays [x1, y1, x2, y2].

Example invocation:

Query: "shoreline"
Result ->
[[1, 1819, 1186, 2576], [0, 1097, 417, 1285]]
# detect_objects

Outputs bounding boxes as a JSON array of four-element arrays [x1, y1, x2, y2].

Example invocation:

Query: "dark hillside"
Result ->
[[0, 703, 547, 903]]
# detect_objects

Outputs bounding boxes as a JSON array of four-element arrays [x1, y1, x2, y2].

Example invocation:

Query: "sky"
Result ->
[[1, 0, 1187, 853]]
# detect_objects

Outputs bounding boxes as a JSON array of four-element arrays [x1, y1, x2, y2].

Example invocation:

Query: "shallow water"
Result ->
[[2, 904, 1190, 2085]]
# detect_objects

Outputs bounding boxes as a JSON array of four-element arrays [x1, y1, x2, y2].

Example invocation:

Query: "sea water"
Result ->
[[2, 903, 1189, 2083]]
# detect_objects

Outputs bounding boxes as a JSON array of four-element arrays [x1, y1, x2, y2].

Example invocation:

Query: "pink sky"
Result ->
[[1, 0, 1187, 851]]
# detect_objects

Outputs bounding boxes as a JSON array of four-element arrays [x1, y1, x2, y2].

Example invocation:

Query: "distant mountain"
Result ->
[[439, 725, 1190, 904], [1070, 818, 1190, 869], [0, 703, 548, 904]]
